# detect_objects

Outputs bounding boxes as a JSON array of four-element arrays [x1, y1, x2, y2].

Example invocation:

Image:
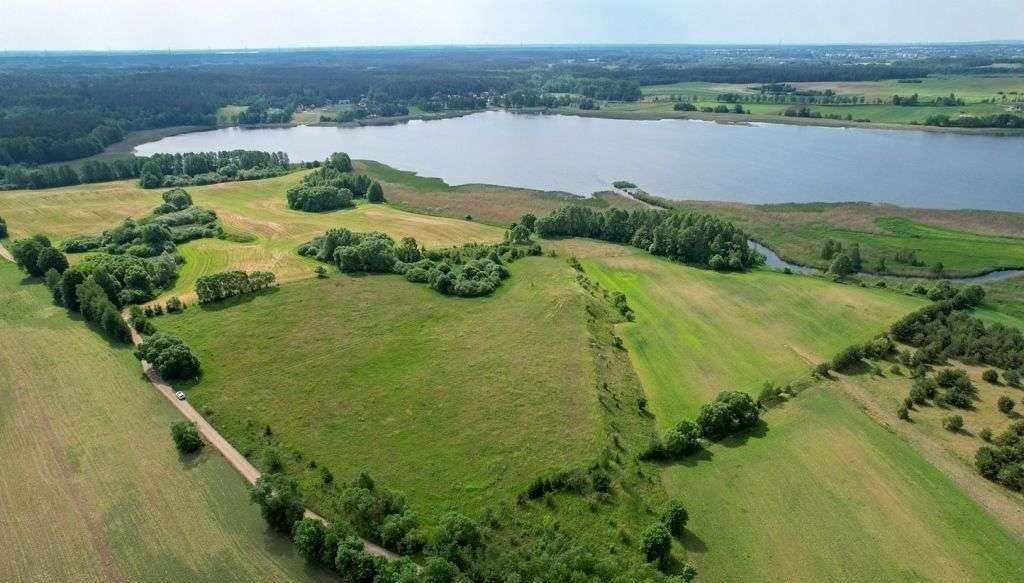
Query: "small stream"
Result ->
[[748, 241, 1024, 283]]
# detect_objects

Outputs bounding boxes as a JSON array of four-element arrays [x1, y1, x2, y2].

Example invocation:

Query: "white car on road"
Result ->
[[175, 391, 186, 401]]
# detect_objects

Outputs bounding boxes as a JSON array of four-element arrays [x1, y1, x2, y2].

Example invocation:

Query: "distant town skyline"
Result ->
[[3, 0, 1022, 51]]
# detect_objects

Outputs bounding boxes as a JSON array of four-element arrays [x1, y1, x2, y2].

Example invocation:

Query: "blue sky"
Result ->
[[2, 0, 1021, 50]]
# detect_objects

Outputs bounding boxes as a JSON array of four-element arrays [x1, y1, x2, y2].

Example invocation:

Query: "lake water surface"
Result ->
[[136, 111, 1024, 211]]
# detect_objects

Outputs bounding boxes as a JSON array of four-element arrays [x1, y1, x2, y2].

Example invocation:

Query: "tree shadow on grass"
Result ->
[[195, 286, 280, 312], [716, 419, 770, 449], [678, 528, 708, 554], [178, 447, 210, 471]]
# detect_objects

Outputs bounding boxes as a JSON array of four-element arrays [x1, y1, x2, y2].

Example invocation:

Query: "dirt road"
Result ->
[[0, 242, 13, 262]]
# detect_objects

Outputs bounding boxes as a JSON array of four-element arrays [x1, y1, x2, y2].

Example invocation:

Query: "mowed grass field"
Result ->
[[553, 238, 925, 426], [0, 171, 509, 299], [156, 256, 605, 519], [665, 387, 1024, 583], [0, 262, 327, 583]]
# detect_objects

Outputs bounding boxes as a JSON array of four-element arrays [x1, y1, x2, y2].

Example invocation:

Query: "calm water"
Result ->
[[136, 111, 1024, 211]]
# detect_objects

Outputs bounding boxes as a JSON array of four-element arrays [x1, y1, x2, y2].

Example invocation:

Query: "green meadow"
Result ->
[[556, 238, 924, 426], [156, 256, 607, 520], [0, 261, 326, 583]]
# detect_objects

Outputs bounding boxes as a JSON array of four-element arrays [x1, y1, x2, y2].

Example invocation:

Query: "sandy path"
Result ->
[[786, 345, 1024, 540], [0, 242, 13, 262], [125, 323, 400, 560]]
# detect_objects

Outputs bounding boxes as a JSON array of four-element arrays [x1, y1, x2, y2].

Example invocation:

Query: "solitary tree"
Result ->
[[366, 181, 385, 203], [828, 253, 854, 277], [660, 500, 689, 535]]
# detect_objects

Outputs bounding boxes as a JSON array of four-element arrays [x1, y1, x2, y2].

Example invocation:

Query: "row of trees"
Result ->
[[923, 113, 1024, 129], [195, 270, 276, 304], [0, 157, 145, 190], [140, 150, 290, 189], [535, 206, 763, 271], [8, 235, 163, 342]]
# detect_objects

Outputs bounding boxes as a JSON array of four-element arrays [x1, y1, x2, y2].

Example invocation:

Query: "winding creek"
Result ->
[[748, 240, 1024, 283]]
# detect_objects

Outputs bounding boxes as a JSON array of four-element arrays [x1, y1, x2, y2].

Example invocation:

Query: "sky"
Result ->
[[2, 0, 1022, 51]]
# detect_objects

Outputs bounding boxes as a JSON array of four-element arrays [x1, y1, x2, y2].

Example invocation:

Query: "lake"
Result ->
[[135, 111, 1024, 212]]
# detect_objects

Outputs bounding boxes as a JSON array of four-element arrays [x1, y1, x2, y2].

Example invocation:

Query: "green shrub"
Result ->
[[170, 420, 202, 453], [660, 500, 688, 535], [639, 523, 672, 569], [943, 415, 964, 432], [696, 391, 760, 440], [998, 395, 1015, 415]]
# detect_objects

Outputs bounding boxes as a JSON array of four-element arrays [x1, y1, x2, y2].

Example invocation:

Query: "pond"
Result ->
[[136, 111, 1024, 212]]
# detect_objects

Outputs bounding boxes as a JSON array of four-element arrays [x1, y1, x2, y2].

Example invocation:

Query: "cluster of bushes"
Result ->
[[890, 301, 1023, 371], [134, 332, 201, 380], [902, 368, 978, 414], [60, 188, 221, 256], [139, 150, 290, 189], [300, 228, 535, 297], [638, 502, 697, 577], [195, 270, 276, 304], [646, 391, 761, 459], [9, 234, 69, 277], [0, 157, 145, 190], [339, 472, 422, 554], [535, 206, 762, 271], [286, 153, 385, 212], [250, 471, 475, 583], [975, 421, 1024, 491]]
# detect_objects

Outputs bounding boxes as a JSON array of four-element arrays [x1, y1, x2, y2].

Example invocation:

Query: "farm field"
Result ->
[[633, 75, 1024, 125], [0, 261, 326, 583], [553, 238, 925, 426], [672, 200, 1024, 277], [664, 387, 1024, 583], [155, 256, 607, 520]]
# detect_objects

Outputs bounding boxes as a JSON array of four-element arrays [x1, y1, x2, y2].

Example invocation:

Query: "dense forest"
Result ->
[[3, 44, 1021, 165]]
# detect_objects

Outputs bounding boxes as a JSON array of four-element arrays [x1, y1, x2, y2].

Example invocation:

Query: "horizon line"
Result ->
[[2, 39, 1024, 55]]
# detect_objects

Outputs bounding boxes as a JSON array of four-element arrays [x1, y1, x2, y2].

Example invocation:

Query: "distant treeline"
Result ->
[[923, 113, 1024, 129], [7, 46, 1005, 165], [0, 149, 290, 190], [535, 206, 762, 271]]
